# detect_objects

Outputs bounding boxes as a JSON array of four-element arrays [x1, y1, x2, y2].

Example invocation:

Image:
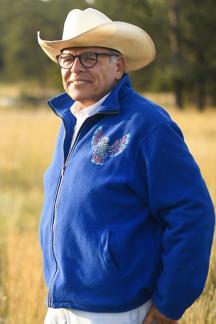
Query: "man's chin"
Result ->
[[65, 90, 83, 101]]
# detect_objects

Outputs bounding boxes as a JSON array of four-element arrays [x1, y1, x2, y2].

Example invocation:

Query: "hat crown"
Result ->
[[62, 8, 112, 40], [38, 7, 156, 71]]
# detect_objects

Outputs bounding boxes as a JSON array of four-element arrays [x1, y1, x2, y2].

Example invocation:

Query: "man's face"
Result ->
[[60, 47, 125, 109]]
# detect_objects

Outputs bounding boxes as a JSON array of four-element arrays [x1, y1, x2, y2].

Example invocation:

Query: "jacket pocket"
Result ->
[[100, 229, 120, 277]]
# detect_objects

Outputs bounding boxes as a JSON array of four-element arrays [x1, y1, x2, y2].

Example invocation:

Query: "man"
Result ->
[[38, 8, 215, 324]]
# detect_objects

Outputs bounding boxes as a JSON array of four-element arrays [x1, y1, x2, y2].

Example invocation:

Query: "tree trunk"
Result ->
[[196, 51, 206, 111], [174, 80, 183, 108], [197, 79, 206, 111], [168, 0, 184, 109], [211, 92, 216, 107]]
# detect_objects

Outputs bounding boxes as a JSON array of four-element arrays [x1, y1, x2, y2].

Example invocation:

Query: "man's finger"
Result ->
[[142, 312, 155, 324]]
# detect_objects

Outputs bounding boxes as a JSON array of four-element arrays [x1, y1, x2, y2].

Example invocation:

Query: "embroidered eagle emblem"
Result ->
[[91, 126, 130, 165]]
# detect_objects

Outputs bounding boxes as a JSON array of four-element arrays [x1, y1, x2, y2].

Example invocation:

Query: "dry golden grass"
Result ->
[[0, 109, 59, 324], [0, 106, 215, 323], [5, 230, 46, 324]]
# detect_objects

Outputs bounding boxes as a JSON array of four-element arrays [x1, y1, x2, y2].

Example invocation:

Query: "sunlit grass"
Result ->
[[0, 109, 59, 324], [0, 106, 215, 323]]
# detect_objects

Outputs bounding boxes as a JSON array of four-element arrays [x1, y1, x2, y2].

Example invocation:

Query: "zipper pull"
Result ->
[[61, 165, 66, 176]]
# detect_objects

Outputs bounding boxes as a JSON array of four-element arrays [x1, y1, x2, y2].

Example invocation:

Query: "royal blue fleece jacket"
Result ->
[[40, 74, 215, 320]]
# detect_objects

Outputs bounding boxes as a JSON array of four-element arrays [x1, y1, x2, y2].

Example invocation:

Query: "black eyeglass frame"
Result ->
[[56, 51, 120, 69]]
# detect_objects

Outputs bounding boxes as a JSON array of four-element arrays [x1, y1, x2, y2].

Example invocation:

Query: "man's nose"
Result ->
[[70, 57, 85, 72]]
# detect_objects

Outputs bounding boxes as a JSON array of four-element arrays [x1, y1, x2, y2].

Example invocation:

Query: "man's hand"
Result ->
[[143, 304, 179, 324]]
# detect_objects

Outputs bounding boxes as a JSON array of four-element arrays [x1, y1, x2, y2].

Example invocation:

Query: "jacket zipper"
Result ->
[[48, 119, 89, 306], [47, 111, 118, 306], [48, 164, 65, 306]]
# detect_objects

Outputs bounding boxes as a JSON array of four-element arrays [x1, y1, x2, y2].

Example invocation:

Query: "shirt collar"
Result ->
[[71, 92, 110, 119]]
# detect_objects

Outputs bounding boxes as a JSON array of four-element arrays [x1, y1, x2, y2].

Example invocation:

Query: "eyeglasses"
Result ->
[[56, 51, 120, 69]]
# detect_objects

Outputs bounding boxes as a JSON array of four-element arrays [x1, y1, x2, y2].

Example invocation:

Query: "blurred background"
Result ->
[[0, 0, 215, 323]]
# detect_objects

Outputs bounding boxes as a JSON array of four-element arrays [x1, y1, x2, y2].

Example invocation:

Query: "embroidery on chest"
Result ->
[[91, 126, 130, 165]]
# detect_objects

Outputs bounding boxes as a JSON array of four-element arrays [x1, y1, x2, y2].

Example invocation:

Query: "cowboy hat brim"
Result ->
[[38, 21, 156, 72]]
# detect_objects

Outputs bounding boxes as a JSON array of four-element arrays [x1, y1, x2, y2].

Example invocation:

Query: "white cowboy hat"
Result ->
[[37, 8, 156, 72]]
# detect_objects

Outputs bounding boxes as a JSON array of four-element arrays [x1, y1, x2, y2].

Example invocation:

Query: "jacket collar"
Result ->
[[48, 74, 131, 118]]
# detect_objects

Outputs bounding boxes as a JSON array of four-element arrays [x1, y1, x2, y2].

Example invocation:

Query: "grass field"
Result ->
[[0, 105, 215, 323]]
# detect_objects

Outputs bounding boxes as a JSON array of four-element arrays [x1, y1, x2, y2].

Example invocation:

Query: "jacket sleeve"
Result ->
[[140, 121, 215, 320]]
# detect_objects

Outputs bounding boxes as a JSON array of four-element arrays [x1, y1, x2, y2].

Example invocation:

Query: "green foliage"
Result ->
[[0, 0, 86, 86], [0, 0, 215, 109]]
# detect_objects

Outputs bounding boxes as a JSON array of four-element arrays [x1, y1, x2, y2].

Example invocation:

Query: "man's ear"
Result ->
[[115, 56, 126, 80]]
